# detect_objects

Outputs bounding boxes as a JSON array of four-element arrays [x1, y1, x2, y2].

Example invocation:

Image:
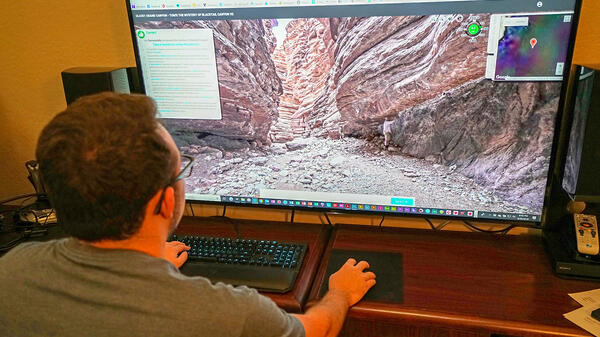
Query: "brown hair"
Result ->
[[36, 92, 172, 241]]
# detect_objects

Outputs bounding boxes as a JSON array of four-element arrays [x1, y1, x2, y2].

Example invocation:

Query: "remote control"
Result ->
[[574, 213, 599, 256]]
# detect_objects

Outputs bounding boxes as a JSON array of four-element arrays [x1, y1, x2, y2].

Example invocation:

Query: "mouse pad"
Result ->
[[318, 249, 403, 303]]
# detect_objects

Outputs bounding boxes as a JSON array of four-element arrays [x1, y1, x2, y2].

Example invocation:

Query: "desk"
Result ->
[[308, 224, 599, 337], [175, 216, 329, 312]]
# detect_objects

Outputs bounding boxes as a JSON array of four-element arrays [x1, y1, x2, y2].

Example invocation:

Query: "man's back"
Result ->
[[3, 93, 375, 337], [0, 238, 303, 337]]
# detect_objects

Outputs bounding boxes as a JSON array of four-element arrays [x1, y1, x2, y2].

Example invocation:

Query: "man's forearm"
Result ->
[[300, 289, 350, 337], [295, 258, 374, 337]]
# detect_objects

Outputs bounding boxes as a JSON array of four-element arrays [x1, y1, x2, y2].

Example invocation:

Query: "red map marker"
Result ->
[[530, 38, 538, 48]]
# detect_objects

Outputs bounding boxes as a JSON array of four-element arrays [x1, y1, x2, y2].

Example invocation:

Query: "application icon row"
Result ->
[[222, 196, 475, 218]]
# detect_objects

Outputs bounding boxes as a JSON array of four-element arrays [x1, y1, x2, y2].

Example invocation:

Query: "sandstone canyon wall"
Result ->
[[307, 15, 488, 136], [389, 79, 561, 209], [268, 18, 336, 142], [139, 15, 561, 210], [137, 20, 282, 149], [273, 14, 560, 209]]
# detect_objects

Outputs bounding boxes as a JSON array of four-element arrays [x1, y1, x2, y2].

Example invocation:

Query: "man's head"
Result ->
[[36, 92, 184, 241]]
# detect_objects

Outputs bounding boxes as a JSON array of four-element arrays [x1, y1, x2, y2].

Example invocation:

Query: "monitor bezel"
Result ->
[[125, 0, 585, 227]]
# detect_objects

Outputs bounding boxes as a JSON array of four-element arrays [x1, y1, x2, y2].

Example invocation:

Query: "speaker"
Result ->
[[61, 67, 142, 105], [562, 64, 600, 202]]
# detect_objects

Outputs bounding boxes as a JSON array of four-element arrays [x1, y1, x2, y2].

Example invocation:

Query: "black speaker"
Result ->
[[562, 64, 600, 202], [60, 67, 142, 105]]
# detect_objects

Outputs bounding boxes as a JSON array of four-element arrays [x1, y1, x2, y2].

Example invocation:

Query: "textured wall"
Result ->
[[0, 0, 135, 200], [573, 0, 600, 66]]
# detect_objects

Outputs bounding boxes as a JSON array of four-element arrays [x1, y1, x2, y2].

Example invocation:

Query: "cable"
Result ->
[[323, 212, 332, 226], [188, 203, 195, 217], [425, 218, 437, 230], [208, 205, 230, 220], [13, 195, 42, 226], [378, 216, 385, 227], [290, 209, 295, 224], [425, 218, 452, 231], [462, 220, 515, 234], [17, 196, 36, 210], [0, 193, 38, 206], [1, 193, 57, 235], [436, 220, 451, 231], [42, 208, 55, 226]]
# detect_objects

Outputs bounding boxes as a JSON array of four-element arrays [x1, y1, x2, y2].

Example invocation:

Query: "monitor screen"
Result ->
[[127, 0, 579, 223]]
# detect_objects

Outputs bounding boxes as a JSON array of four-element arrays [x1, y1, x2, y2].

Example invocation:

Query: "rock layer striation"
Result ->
[[137, 20, 282, 148]]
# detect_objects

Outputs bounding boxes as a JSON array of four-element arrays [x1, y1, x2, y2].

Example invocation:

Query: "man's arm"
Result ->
[[293, 258, 376, 337]]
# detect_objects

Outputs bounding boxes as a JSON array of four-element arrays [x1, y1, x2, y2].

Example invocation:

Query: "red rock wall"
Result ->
[[272, 14, 560, 208], [309, 15, 488, 135], [388, 79, 562, 209], [138, 20, 282, 146], [269, 18, 336, 142]]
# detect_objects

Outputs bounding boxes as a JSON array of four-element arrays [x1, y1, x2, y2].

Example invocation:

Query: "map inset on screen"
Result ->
[[486, 13, 573, 81]]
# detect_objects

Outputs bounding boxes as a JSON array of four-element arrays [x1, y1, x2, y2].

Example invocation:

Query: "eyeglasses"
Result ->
[[154, 154, 194, 215], [172, 154, 195, 182]]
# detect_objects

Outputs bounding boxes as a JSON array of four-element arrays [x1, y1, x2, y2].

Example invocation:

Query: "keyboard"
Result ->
[[170, 234, 307, 293]]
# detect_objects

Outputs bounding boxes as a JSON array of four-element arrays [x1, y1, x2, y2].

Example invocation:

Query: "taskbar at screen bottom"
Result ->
[[188, 195, 539, 222]]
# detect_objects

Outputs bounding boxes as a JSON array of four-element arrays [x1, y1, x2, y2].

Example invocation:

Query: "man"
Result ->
[[0, 92, 375, 337], [382, 117, 394, 148]]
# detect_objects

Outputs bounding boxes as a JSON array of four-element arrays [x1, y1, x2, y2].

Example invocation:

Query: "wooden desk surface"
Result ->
[[175, 216, 329, 313], [308, 224, 599, 337]]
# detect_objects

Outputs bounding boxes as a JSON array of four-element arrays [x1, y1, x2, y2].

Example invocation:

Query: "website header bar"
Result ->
[[129, 0, 573, 12]]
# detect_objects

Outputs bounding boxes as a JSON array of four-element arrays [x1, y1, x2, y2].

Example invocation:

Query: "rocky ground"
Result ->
[[182, 136, 536, 214]]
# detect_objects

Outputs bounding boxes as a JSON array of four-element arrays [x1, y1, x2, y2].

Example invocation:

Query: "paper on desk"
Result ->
[[570, 289, 600, 307], [565, 306, 600, 337]]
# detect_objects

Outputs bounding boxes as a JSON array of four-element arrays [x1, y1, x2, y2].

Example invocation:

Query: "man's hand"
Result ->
[[293, 258, 376, 337], [328, 258, 376, 307], [164, 241, 190, 268]]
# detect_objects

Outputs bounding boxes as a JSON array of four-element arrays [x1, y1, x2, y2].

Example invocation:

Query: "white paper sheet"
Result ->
[[570, 289, 600, 307], [565, 306, 600, 337]]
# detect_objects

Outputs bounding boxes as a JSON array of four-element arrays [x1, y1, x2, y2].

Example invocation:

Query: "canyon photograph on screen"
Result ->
[[138, 14, 564, 214]]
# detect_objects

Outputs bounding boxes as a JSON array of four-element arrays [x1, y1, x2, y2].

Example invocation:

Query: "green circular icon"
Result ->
[[137, 31, 145, 39], [467, 23, 481, 36]]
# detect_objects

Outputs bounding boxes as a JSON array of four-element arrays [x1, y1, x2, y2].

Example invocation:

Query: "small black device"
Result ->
[[172, 234, 307, 293], [61, 66, 141, 105]]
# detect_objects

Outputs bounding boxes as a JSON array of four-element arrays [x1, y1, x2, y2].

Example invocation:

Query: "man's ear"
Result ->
[[159, 186, 175, 218]]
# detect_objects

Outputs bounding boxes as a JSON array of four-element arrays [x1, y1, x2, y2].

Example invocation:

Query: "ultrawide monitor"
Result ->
[[126, 0, 581, 224]]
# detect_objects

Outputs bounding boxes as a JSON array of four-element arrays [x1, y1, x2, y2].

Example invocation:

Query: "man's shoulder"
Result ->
[[0, 239, 64, 278], [1, 239, 63, 261]]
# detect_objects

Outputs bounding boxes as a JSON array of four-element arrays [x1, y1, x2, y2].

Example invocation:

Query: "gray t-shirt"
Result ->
[[0, 238, 305, 337]]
